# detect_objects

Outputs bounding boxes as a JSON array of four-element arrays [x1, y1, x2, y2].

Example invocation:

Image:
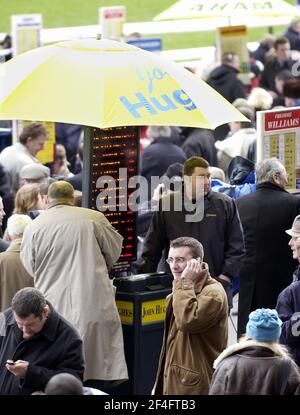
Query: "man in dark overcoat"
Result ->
[[237, 158, 300, 336], [0, 287, 84, 395]]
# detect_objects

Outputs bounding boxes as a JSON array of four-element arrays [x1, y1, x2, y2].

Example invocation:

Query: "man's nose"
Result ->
[[23, 327, 31, 335]]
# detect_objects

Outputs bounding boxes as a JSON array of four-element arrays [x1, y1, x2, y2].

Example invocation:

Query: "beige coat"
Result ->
[[20, 204, 128, 382], [0, 239, 33, 312], [153, 274, 228, 395]]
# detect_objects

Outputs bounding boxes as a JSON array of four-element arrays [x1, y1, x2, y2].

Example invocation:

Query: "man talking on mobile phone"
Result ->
[[152, 237, 228, 395]]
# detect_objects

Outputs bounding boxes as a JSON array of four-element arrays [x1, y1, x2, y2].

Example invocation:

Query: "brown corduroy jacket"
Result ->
[[153, 272, 228, 395]]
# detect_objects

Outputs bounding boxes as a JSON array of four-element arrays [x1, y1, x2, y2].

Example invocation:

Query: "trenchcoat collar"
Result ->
[[47, 201, 74, 209]]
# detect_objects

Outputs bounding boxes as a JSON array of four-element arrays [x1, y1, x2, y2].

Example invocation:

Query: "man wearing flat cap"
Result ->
[[19, 163, 50, 187]]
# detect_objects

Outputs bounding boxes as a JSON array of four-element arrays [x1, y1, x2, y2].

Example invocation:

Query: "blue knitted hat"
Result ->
[[246, 308, 282, 342]]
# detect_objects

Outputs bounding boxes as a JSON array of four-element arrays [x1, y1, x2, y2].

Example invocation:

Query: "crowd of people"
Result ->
[[2, 19, 300, 395]]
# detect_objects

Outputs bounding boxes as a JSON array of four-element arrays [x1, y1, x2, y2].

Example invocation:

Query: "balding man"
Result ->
[[45, 373, 84, 395], [20, 181, 128, 385]]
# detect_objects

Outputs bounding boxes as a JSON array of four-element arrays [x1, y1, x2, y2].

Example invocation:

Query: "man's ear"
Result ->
[[43, 305, 49, 318]]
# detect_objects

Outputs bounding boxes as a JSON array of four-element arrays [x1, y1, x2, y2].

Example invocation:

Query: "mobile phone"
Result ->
[[6, 360, 15, 365]]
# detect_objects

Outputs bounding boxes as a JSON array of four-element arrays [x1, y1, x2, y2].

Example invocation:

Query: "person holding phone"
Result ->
[[6, 360, 14, 366], [0, 287, 84, 395], [152, 236, 228, 395]]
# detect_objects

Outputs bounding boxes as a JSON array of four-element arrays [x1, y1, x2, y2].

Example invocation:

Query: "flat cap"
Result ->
[[20, 163, 50, 180]]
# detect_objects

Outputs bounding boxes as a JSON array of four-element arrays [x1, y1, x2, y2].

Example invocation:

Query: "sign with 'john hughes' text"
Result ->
[[141, 299, 167, 325]]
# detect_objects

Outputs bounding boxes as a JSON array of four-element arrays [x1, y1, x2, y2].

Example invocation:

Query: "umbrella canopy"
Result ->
[[154, 0, 300, 21], [0, 38, 247, 129]]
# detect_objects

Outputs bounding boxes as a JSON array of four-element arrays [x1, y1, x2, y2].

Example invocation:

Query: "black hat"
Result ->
[[164, 162, 183, 179], [228, 156, 255, 185]]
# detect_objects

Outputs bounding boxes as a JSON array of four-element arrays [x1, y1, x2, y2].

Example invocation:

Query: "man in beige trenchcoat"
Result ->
[[20, 181, 128, 384], [0, 214, 33, 312]]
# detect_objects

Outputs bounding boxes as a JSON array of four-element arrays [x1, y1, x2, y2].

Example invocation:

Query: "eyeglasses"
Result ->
[[166, 257, 189, 265]]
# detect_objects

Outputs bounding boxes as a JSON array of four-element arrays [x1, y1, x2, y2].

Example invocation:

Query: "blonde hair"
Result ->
[[7, 214, 32, 237], [14, 183, 41, 214], [247, 87, 273, 110]]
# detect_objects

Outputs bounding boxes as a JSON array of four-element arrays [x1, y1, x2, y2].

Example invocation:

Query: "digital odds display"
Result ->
[[85, 126, 139, 271]]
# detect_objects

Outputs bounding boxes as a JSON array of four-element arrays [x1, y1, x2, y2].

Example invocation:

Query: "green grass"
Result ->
[[0, 0, 296, 50], [0, 0, 175, 29]]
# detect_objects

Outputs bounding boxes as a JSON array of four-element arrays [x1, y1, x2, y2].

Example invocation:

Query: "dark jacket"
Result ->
[[141, 137, 186, 186], [236, 182, 300, 335], [66, 171, 83, 191], [181, 128, 218, 166], [260, 57, 297, 93], [276, 267, 300, 367], [0, 304, 85, 395], [252, 42, 272, 64], [0, 163, 10, 197], [209, 340, 300, 395], [283, 27, 300, 52], [207, 64, 246, 103], [140, 189, 245, 280], [55, 123, 83, 172]]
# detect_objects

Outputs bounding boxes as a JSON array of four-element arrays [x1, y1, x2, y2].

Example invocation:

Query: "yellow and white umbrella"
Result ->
[[154, 0, 300, 22], [0, 38, 247, 129]]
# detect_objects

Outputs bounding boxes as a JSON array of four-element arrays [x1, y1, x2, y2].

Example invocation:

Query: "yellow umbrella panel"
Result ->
[[0, 38, 247, 129]]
